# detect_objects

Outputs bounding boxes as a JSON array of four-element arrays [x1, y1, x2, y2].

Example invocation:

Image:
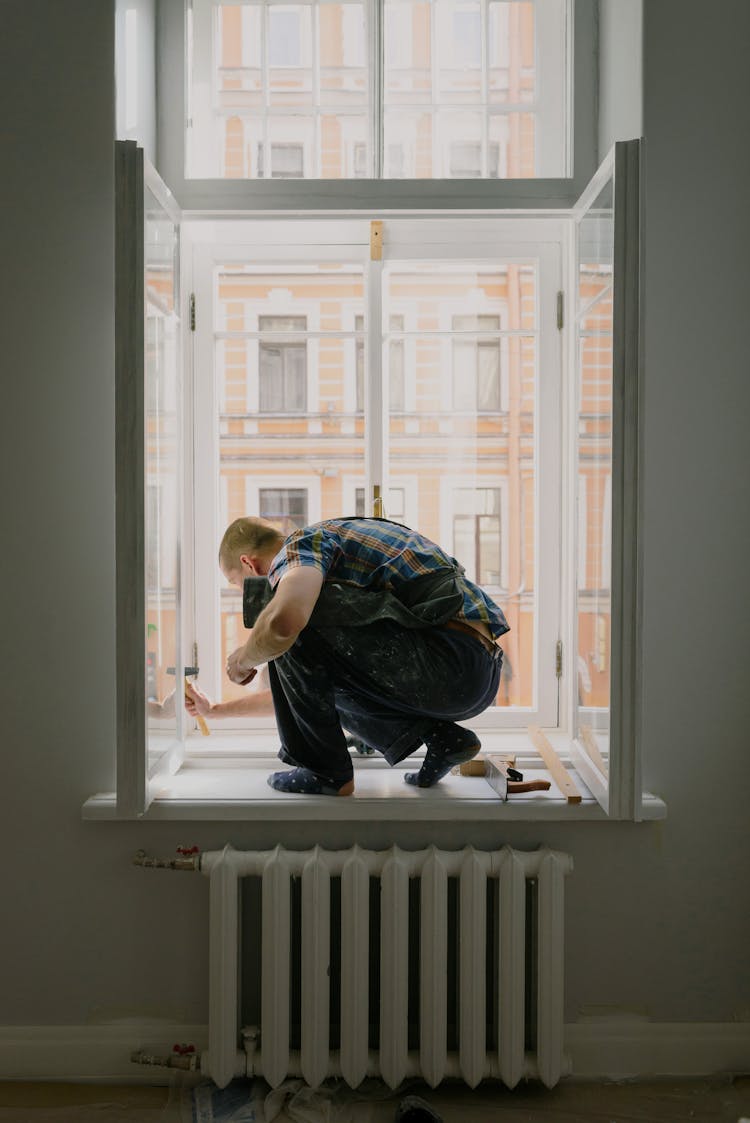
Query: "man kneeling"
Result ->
[[221, 515, 509, 796]]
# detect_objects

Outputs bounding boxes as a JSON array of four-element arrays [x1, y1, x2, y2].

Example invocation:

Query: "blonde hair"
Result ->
[[219, 517, 285, 571]]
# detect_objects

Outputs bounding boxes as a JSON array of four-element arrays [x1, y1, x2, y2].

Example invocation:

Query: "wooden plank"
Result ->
[[579, 724, 607, 775], [527, 726, 583, 804]]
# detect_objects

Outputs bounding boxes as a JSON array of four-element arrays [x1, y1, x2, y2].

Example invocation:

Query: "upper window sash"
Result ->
[[188, 0, 569, 181], [164, 0, 596, 207]]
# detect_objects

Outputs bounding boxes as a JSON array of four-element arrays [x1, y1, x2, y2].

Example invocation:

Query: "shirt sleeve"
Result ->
[[267, 526, 339, 589]]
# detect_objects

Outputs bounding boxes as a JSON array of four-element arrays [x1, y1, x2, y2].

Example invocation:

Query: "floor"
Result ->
[[0, 1077, 748, 1123]]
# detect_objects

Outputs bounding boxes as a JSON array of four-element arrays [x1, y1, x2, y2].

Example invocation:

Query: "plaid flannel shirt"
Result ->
[[267, 517, 510, 640]]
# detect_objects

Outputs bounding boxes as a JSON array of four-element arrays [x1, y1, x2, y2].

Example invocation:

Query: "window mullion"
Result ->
[[430, 0, 439, 176], [373, 0, 383, 178], [313, 1, 321, 178], [366, 244, 384, 513], [262, 2, 269, 176], [481, 0, 489, 178]]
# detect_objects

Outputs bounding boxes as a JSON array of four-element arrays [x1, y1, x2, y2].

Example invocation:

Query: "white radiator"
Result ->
[[199, 844, 572, 1091]]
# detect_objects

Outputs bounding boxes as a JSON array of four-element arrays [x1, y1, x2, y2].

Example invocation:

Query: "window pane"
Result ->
[[382, 0, 565, 178], [215, 261, 365, 702], [385, 261, 537, 708], [189, 0, 567, 178], [144, 189, 180, 754], [575, 178, 614, 739]]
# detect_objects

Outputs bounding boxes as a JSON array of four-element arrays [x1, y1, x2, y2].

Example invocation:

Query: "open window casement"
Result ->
[[566, 139, 643, 820], [115, 140, 187, 816]]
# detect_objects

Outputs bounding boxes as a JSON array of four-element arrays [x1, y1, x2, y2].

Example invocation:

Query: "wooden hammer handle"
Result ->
[[184, 678, 210, 737], [508, 779, 551, 794]]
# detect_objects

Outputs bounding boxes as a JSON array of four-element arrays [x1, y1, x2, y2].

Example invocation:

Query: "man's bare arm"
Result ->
[[226, 567, 324, 683], [185, 680, 274, 717]]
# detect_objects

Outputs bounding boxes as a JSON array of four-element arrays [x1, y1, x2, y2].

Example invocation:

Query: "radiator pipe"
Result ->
[[131, 1049, 200, 1072]]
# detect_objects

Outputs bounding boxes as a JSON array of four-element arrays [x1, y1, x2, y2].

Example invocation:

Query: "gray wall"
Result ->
[[598, 0, 643, 159], [0, 0, 748, 1042]]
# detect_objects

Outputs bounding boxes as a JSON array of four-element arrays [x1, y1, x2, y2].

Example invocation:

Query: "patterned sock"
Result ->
[[267, 767, 346, 796], [404, 723, 481, 788]]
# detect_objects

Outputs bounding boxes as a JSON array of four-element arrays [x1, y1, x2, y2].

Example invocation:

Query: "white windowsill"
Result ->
[[83, 731, 667, 822]]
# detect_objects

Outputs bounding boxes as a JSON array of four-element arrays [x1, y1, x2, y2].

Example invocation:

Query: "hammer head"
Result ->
[[484, 756, 551, 800]]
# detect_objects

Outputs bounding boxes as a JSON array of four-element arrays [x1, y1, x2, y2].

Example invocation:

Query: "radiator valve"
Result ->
[[133, 849, 200, 871], [131, 1048, 199, 1071]]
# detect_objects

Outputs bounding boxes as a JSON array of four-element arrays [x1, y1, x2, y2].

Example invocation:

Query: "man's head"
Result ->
[[219, 517, 286, 588]]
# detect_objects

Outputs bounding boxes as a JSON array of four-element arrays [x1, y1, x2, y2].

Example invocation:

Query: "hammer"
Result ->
[[168, 666, 210, 736], [484, 755, 551, 800]]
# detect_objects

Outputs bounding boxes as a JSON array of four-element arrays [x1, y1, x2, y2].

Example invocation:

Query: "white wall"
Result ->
[[0, 0, 748, 1065], [598, 0, 643, 159]]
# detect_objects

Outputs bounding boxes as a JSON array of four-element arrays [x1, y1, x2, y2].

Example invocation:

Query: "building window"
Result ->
[[259, 488, 308, 530], [355, 486, 406, 522], [450, 142, 482, 179], [355, 313, 365, 412], [452, 488, 503, 589], [388, 314, 405, 412], [268, 9, 302, 67], [258, 143, 305, 179], [452, 315, 502, 411], [258, 315, 307, 413]]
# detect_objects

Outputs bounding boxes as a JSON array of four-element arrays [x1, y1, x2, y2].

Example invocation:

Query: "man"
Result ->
[[221, 515, 509, 796]]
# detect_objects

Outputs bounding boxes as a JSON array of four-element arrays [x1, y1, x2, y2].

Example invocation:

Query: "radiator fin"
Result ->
[[379, 848, 410, 1088], [340, 848, 370, 1087]]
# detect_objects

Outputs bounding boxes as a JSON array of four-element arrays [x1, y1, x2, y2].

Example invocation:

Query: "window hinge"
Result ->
[[190, 293, 196, 332], [556, 291, 564, 330], [555, 639, 563, 678], [370, 220, 383, 261]]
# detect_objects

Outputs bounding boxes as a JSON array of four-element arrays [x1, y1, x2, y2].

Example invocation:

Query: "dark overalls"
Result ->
[[243, 571, 503, 789]]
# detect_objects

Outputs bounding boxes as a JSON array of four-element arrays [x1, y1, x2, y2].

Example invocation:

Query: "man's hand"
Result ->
[[184, 681, 214, 716], [226, 648, 258, 686]]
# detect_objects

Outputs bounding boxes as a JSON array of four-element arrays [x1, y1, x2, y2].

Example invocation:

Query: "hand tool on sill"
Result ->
[[167, 665, 210, 736], [451, 752, 516, 776], [484, 755, 552, 800]]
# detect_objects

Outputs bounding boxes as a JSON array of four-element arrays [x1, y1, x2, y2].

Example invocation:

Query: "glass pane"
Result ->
[[190, 0, 565, 178], [384, 261, 537, 709], [575, 178, 614, 756], [382, 0, 555, 178], [144, 189, 180, 759], [215, 261, 365, 703]]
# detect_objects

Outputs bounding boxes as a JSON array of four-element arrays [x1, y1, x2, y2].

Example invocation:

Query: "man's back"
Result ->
[[268, 517, 510, 639]]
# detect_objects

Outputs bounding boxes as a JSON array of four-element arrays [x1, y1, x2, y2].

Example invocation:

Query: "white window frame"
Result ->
[[189, 216, 562, 735], [97, 137, 660, 822]]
